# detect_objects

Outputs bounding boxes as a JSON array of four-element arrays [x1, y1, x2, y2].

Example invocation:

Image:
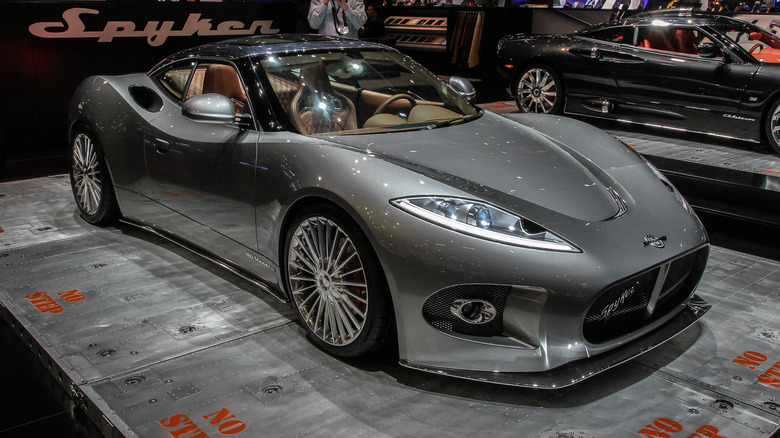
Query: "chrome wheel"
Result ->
[[72, 132, 102, 216], [287, 216, 368, 347], [69, 129, 118, 225], [516, 67, 560, 114], [768, 102, 780, 155]]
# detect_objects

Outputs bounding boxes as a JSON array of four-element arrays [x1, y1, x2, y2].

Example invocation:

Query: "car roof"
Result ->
[[164, 34, 395, 62], [580, 10, 745, 33]]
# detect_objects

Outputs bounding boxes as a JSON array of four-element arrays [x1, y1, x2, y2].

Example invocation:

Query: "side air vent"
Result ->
[[129, 85, 163, 112]]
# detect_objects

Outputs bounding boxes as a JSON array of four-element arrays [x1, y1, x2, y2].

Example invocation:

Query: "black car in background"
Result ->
[[497, 11, 780, 154]]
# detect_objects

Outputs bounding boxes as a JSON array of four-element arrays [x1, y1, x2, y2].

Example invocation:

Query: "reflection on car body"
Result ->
[[69, 34, 709, 388]]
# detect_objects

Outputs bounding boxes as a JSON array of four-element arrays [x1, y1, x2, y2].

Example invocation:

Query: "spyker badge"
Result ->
[[643, 235, 667, 248]]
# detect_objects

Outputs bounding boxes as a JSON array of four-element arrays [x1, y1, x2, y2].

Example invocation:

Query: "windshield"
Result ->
[[710, 18, 780, 63], [256, 49, 479, 135]]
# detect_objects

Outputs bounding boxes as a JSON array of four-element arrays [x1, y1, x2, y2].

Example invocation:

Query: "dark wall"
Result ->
[[0, 2, 301, 180]]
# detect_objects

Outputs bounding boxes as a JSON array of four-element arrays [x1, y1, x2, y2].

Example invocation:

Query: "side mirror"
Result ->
[[183, 93, 236, 123], [697, 42, 722, 59], [449, 76, 477, 103]]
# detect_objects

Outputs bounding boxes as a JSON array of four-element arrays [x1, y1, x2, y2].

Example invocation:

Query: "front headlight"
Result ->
[[391, 197, 579, 252]]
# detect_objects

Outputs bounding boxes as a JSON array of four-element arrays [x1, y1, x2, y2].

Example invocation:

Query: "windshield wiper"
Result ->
[[425, 110, 484, 130]]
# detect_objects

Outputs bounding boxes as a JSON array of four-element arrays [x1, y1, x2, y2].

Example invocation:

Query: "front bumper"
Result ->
[[399, 295, 710, 389]]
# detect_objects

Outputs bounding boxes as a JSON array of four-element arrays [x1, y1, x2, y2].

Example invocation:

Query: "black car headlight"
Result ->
[[391, 197, 579, 252]]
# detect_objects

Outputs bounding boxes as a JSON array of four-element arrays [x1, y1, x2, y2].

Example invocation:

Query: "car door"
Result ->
[[563, 26, 634, 115], [144, 61, 261, 252], [614, 25, 759, 138]]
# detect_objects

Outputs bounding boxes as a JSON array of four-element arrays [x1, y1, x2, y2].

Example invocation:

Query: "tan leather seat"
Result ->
[[203, 64, 247, 114], [290, 64, 357, 135]]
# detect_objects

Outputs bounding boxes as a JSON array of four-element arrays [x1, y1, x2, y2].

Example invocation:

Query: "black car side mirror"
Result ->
[[697, 42, 722, 59], [183, 93, 237, 123]]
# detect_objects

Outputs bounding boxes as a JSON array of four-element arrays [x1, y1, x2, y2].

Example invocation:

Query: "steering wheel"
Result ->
[[374, 93, 417, 116], [750, 43, 763, 54]]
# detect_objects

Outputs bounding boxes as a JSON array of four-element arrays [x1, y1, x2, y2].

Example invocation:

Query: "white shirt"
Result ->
[[308, 0, 367, 40]]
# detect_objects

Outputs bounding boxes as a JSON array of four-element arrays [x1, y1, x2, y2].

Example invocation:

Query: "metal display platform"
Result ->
[[1, 176, 779, 438]]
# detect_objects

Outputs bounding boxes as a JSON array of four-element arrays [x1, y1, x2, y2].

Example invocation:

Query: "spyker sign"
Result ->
[[0, 1, 298, 176], [29, 7, 281, 46]]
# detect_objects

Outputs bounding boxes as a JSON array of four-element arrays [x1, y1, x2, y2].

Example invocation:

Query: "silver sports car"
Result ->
[[69, 34, 710, 388]]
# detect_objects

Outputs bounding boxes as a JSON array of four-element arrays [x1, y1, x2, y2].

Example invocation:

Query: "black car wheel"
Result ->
[[69, 129, 119, 224], [284, 203, 394, 358], [515, 65, 563, 115], [765, 99, 780, 155]]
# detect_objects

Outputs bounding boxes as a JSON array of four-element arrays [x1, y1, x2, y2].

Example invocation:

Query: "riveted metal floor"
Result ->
[[1, 176, 779, 438]]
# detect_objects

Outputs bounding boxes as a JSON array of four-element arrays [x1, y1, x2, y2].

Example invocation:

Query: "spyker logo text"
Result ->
[[598, 286, 635, 322], [29, 8, 280, 47], [643, 235, 666, 248]]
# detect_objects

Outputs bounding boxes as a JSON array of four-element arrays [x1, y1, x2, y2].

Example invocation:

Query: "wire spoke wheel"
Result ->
[[516, 67, 560, 114], [288, 216, 369, 347], [69, 128, 118, 225], [72, 132, 103, 216]]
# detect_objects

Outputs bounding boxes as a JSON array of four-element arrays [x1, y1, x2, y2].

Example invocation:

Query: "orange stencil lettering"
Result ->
[[733, 351, 767, 370], [25, 292, 63, 314], [158, 414, 210, 438], [758, 362, 780, 389], [57, 289, 85, 303], [688, 425, 727, 438], [638, 418, 683, 438], [203, 408, 235, 425], [203, 408, 245, 435], [159, 414, 192, 429]]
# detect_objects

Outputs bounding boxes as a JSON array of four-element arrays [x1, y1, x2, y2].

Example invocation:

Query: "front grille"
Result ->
[[422, 285, 510, 337], [583, 247, 708, 344]]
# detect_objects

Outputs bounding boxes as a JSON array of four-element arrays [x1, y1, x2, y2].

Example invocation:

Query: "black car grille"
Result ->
[[583, 247, 708, 344], [422, 285, 511, 337]]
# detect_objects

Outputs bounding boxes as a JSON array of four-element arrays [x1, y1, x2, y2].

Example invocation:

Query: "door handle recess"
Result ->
[[154, 139, 170, 154]]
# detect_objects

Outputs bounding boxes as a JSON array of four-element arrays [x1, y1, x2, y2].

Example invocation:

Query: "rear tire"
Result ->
[[69, 128, 119, 224], [283, 203, 394, 358], [764, 99, 780, 155], [515, 65, 564, 115]]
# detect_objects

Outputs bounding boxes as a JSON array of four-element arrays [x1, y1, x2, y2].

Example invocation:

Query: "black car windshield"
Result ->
[[710, 19, 780, 63], [255, 49, 479, 136]]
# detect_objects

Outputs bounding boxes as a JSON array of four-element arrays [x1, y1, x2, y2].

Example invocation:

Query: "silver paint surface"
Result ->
[[66, 38, 710, 380]]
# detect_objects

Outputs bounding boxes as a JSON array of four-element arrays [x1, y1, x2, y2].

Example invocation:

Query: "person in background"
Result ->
[[308, 0, 367, 39], [360, 3, 386, 38]]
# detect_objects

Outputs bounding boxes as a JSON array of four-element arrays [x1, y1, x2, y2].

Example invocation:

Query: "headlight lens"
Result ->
[[391, 197, 579, 252]]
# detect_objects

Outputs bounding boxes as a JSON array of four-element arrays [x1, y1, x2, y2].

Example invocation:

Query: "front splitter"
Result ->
[[401, 297, 710, 389]]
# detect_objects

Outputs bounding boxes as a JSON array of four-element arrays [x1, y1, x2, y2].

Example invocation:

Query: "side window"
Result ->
[[637, 27, 718, 57], [157, 64, 195, 100], [184, 63, 248, 114], [584, 27, 628, 44]]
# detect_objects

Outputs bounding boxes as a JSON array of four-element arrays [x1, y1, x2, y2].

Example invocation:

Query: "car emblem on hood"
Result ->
[[643, 235, 666, 248]]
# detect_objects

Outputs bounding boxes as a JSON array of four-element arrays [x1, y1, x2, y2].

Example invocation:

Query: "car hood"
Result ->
[[322, 112, 631, 222]]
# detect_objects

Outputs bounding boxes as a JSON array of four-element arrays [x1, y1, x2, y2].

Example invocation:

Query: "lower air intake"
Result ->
[[422, 285, 510, 337]]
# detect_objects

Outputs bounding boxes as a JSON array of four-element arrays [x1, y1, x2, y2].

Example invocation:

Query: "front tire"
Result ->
[[515, 65, 564, 115], [283, 204, 393, 358], [764, 99, 780, 155], [69, 129, 119, 224]]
